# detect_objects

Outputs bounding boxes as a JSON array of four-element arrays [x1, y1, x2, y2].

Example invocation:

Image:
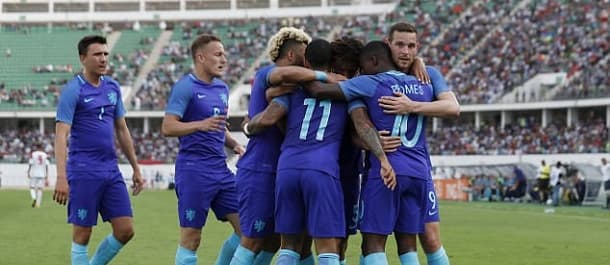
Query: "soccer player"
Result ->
[[54, 35, 145, 265], [161, 34, 245, 265], [330, 37, 365, 265], [379, 22, 460, 265], [27, 142, 49, 208], [231, 28, 340, 265], [301, 40, 445, 265], [245, 39, 396, 265]]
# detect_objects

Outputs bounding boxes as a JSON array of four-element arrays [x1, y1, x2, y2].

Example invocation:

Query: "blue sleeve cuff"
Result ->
[[165, 110, 183, 118], [348, 99, 367, 113], [271, 95, 290, 109]]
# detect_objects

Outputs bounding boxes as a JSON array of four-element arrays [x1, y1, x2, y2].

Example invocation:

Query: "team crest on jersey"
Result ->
[[185, 208, 196, 222], [107, 91, 118, 105], [77, 208, 88, 221], [219, 93, 228, 106], [254, 219, 266, 233]]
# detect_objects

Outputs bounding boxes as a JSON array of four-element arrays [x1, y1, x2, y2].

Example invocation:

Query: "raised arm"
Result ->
[[114, 117, 144, 195], [379, 91, 460, 118], [268, 66, 326, 86], [303, 81, 347, 100]]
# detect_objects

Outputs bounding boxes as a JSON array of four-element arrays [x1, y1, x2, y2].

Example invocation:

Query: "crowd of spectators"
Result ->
[[135, 17, 335, 110], [3, 0, 608, 111], [0, 79, 65, 108], [429, 117, 609, 155], [2, 116, 607, 163], [446, 0, 608, 104], [0, 129, 54, 163]]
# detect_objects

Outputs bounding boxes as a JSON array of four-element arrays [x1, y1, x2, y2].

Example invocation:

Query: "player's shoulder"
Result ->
[[212, 78, 229, 89], [254, 64, 275, 80], [256, 64, 275, 75], [60, 76, 84, 96], [103, 76, 122, 92], [171, 74, 197, 92], [425, 66, 442, 76]]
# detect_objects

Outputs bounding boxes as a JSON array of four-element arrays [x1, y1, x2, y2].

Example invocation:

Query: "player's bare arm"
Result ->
[[378, 130, 401, 153], [224, 128, 245, 155], [303, 81, 347, 100], [115, 117, 144, 195], [378, 91, 460, 118], [245, 101, 287, 136], [162, 114, 226, 137], [266, 84, 298, 102], [350, 107, 396, 190], [268, 66, 345, 86], [53, 122, 71, 205]]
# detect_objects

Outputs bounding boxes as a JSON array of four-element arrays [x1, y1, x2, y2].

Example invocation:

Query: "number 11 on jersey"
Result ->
[[300, 98, 332, 141]]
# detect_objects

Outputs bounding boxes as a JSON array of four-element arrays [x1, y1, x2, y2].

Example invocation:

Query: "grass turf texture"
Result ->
[[1, 190, 609, 264]]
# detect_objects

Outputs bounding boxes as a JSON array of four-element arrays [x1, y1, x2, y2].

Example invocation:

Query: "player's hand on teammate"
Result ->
[[233, 145, 246, 156], [378, 92, 416, 114], [379, 130, 401, 152], [53, 175, 69, 205], [380, 160, 397, 190], [266, 85, 298, 102], [326, 72, 347, 83], [411, 58, 430, 84], [131, 169, 145, 196], [199, 115, 226, 132]]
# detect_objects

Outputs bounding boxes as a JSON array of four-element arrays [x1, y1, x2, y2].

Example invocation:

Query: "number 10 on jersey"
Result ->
[[391, 113, 424, 148]]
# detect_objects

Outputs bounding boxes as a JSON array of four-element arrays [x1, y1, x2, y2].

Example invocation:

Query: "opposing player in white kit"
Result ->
[[27, 143, 50, 208]]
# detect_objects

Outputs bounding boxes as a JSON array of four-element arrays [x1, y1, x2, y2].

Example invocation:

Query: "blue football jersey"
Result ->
[[165, 74, 230, 173], [340, 67, 448, 179], [273, 89, 348, 177], [236, 65, 284, 173], [56, 75, 125, 172]]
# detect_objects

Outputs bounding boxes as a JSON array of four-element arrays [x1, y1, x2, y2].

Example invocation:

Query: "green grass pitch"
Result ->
[[1, 190, 609, 264]]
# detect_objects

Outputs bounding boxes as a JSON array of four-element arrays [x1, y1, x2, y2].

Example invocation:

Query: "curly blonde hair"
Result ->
[[267, 27, 311, 62]]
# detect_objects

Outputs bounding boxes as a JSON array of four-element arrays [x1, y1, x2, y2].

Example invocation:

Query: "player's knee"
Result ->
[[114, 226, 135, 244], [420, 230, 442, 253], [240, 237, 265, 252], [361, 234, 386, 255]]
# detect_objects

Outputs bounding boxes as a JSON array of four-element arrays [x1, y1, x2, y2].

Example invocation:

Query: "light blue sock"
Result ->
[[426, 246, 450, 265], [277, 249, 300, 265], [175, 245, 197, 265], [71, 242, 89, 265], [230, 245, 256, 265], [300, 254, 315, 265], [340, 259, 346, 265], [215, 233, 241, 265], [359, 255, 364, 265], [363, 252, 388, 265], [90, 234, 124, 265], [253, 250, 275, 265], [399, 252, 419, 265], [318, 253, 340, 265]]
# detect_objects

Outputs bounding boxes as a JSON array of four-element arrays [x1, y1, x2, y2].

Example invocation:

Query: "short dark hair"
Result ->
[[277, 39, 307, 61], [388, 22, 418, 42], [190, 34, 222, 61], [360, 41, 393, 64], [305, 39, 332, 69], [78, 35, 107, 55], [331, 37, 364, 77]]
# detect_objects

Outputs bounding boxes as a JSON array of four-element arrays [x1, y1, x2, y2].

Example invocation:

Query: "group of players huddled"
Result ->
[[53, 21, 459, 265]]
